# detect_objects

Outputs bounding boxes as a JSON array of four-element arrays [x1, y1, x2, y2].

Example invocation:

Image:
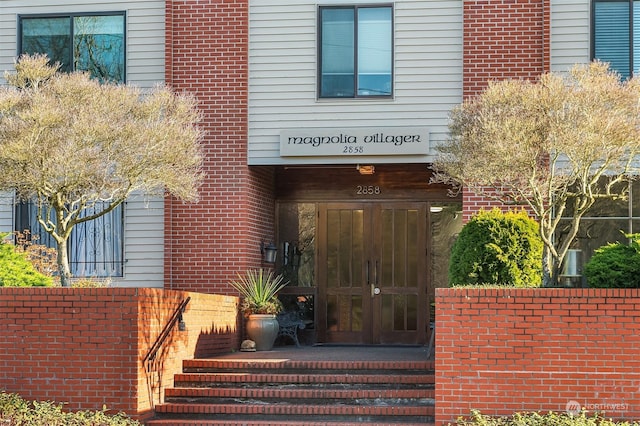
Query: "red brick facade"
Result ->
[[462, 0, 550, 220], [164, 0, 274, 293], [435, 288, 640, 425], [463, 0, 549, 98], [0, 288, 240, 421], [161, 0, 553, 286]]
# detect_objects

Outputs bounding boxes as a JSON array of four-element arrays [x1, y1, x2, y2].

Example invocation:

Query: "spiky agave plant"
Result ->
[[230, 268, 288, 317]]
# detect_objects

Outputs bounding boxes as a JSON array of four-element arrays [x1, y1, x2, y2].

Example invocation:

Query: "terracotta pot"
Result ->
[[246, 314, 279, 351]]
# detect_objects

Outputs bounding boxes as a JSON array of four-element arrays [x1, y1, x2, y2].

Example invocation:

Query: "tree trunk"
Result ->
[[57, 238, 72, 287], [542, 245, 553, 287]]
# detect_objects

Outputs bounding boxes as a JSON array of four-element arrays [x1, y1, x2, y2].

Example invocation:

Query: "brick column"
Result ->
[[164, 0, 275, 293]]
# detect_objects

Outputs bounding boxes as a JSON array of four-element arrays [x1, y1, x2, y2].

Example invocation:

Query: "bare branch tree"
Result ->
[[0, 54, 204, 286], [432, 62, 640, 287]]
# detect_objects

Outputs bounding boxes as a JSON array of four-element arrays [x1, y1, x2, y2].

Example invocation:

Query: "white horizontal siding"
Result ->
[[0, 193, 15, 237], [119, 195, 165, 288], [550, 0, 590, 72], [0, 0, 165, 88], [248, 0, 463, 165]]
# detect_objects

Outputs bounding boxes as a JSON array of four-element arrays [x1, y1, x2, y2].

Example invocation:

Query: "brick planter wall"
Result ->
[[435, 288, 640, 425], [0, 287, 240, 421]]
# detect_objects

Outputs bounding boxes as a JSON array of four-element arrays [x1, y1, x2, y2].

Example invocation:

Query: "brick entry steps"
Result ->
[[147, 356, 435, 425]]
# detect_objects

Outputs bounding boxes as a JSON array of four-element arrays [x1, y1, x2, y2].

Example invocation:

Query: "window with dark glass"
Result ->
[[592, 0, 640, 78], [20, 13, 125, 82], [319, 5, 393, 98], [557, 178, 640, 285], [16, 13, 126, 277]]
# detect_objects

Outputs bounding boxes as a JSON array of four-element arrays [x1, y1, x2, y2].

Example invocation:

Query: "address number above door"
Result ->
[[280, 127, 430, 157]]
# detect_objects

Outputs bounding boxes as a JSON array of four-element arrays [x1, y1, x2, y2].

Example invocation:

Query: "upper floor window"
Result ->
[[592, 0, 639, 78], [319, 5, 393, 98], [19, 13, 125, 82]]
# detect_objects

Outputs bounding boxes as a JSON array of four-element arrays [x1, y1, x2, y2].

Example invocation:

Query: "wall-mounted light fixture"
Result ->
[[356, 164, 375, 175], [261, 241, 277, 264], [178, 312, 186, 331]]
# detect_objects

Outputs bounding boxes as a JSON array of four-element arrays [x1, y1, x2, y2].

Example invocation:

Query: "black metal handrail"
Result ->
[[143, 296, 191, 369]]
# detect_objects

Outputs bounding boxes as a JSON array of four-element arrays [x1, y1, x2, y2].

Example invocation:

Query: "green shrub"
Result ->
[[449, 209, 542, 287], [585, 233, 640, 288], [455, 410, 639, 426], [0, 234, 52, 287], [0, 391, 140, 426]]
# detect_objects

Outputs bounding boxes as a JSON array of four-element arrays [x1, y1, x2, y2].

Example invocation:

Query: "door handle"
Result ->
[[371, 261, 380, 297], [366, 260, 370, 285]]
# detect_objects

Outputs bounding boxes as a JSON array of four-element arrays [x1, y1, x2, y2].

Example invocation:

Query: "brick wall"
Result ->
[[463, 0, 549, 98], [462, 0, 550, 219], [164, 0, 275, 294], [0, 287, 240, 421], [435, 288, 640, 425]]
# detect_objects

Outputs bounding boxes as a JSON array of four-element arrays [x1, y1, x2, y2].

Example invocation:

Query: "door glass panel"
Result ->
[[381, 210, 393, 286], [328, 294, 362, 332], [382, 295, 418, 332], [382, 294, 392, 331], [339, 210, 353, 287], [407, 210, 418, 287], [328, 209, 365, 288], [407, 295, 417, 331], [352, 210, 364, 287], [327, 210, 339, 288], [328, 294, 338, 330], [394, 295, 406, 330], [381, 209, 419, 288], [277, 203, 316, 287], [430, 203, 464, 304], [276, 203, 316, 331], [352, 296, 362, 332], [335, 210, 364, 288], [338, 295, 351, 331], [393, 211, 407, 287]]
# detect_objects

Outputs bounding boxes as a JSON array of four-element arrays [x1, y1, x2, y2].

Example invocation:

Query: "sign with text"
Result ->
[[280, 127, 430, 157]]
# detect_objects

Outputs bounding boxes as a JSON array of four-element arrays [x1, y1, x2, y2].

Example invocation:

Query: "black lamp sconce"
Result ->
[[261, 241, 278, 264], [178, 312, 186, 331], [177, 297, 190, 332]]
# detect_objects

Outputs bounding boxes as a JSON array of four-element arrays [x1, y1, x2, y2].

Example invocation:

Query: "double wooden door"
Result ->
[[316, 202, 428, 345]]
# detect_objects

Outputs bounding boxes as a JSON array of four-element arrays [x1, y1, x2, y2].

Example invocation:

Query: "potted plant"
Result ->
[[230, 268, 288, 351]]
